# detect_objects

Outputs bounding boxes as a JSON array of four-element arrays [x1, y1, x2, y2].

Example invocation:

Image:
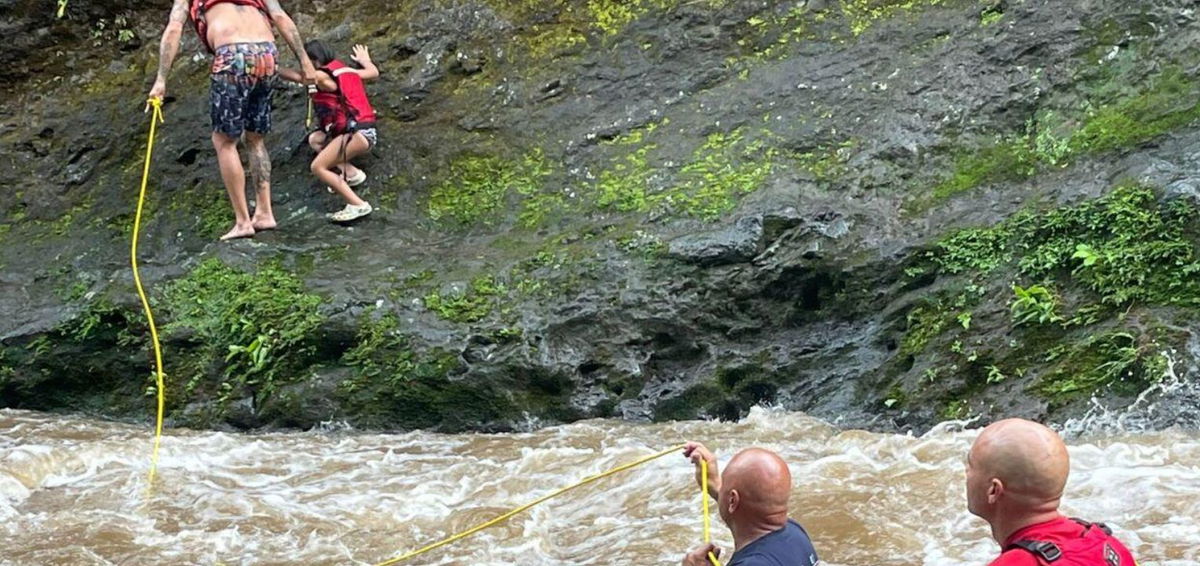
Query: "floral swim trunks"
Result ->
[[210, 42, 278, 138]]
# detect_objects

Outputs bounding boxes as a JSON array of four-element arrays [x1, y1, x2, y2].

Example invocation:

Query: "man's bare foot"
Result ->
[[252, 215, 277, 231], [220, 224, 256, 241]]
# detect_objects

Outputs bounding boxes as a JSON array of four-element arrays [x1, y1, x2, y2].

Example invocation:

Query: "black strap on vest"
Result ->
[[1007, 518, 1113, 563], [1072, 518, 1113, 535], [1009, 539, 1063, 562]]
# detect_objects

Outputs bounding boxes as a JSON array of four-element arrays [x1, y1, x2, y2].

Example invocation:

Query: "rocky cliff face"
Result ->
[[2, 0, 1199, 433]]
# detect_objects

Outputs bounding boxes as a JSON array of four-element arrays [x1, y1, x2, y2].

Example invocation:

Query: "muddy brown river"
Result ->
[[2, 406, 1198, 565]]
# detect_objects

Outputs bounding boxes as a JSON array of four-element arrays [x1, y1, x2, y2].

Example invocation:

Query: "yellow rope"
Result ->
[[701, 459, 723, 566], [371, 444, 689, 566], [56, 0, 67, 18], [133, 98, 167, 486]]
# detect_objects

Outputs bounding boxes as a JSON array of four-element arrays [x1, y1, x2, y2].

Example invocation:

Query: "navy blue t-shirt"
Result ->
[[726, 519, 820, 566]]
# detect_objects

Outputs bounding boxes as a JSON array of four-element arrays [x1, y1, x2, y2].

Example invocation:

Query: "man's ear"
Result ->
[[727, 489, 740, 514], [987, 478, 1004, 504]]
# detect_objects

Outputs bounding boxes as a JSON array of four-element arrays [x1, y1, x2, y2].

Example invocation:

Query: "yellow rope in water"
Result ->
[[701, 459, 723, 566], [133, 98, 167, 486], [56, 0, 67, 18], [371, 444, 689, 566]]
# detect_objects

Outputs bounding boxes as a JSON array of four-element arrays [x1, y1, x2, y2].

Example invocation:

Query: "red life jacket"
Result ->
[[1005, 519, 1137, 566], [312, 60, 378, 136], [190, 0, 270, 54]]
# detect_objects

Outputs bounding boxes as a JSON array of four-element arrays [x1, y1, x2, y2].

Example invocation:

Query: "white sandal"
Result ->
[[329, 202, 372, 222], [327, 170, 367, 193]]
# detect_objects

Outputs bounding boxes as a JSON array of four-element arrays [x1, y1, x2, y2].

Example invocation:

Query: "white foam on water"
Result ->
[[1, 406, 1197, 565]]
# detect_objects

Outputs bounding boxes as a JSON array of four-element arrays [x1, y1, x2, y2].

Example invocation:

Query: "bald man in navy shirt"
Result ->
[[682, 443, 821, 566]]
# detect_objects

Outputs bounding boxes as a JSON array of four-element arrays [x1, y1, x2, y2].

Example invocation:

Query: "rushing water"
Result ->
[[1, 407, 1197, 566]]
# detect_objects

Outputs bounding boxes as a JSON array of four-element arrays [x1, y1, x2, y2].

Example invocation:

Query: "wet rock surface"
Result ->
[[2, 0, 1199, 433]]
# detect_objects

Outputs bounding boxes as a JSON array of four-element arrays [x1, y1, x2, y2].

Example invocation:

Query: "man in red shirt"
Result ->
[[966, 418, 1138, 566]]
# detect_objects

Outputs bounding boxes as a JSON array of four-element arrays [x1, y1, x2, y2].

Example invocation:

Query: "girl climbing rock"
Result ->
[[281, 40, 379, 222]]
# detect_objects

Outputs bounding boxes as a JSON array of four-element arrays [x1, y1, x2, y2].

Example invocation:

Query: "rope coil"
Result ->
[[133, 98, 167, 486]]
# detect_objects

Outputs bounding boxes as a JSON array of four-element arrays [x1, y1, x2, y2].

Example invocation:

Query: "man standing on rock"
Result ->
[[966, 418, 1139, 566], [148, 0, 316, 241]]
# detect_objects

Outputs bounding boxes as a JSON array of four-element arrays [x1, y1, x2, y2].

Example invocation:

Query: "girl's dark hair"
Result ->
[[305, 40, 335, 66]]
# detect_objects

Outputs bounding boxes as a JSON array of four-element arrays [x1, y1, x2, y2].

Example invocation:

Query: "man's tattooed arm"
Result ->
[[263, 0, 315, 82], [149, 0, 189, 98]]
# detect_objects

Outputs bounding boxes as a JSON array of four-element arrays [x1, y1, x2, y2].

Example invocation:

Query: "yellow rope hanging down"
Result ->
[[701, 459, 723, 566], [372, 444, 689, 566], [133, 98, 167, 486]]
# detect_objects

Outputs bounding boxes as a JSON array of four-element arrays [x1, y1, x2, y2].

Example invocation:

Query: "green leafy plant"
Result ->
[[934, 185, 1200, 308], [1031, 113, 1072, 166], [1010, 284, 1063, 326], [343, 311, 409, 379], [163, 259, 324, 405]]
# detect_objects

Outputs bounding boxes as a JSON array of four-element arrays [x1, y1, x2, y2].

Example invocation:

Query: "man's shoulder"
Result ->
[[987, 548, 1041, 566], [727, 521, 819, 566]]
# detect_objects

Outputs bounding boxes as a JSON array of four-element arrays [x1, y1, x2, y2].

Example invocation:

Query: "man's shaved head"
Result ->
[[966, 419, 1070, 540], [719, 448, 791, 529]]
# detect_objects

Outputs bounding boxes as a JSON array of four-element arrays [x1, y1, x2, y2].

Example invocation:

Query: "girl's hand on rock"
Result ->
[[351, 44, 371, 64]]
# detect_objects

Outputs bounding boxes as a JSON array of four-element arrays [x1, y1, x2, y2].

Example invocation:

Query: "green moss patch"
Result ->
[[931, 69, 1200, 202], [427, 150, 553, 227], [593, 125, 778, 220], [423, 275, 507, 323], [1034, 331, 1168, 403], [168, 186, 231, 240], [428, 123, 779, 229], [840, 0, 949, 37]]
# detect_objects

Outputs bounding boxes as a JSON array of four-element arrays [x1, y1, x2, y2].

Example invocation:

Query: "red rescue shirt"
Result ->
[[988, 517, 1137, 566]]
